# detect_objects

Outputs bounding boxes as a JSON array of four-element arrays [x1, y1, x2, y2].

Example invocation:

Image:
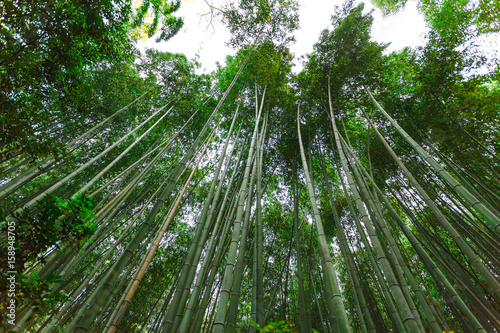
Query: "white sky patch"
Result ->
[[138, 0, 233, 73], [369, 1, 429, 53], [137, 0, 428, 74]]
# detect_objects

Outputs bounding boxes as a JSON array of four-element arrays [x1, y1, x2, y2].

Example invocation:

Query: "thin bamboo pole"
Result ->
[[341, 140, 487, 333], [367, 89, 500, 233], [361, 107, 500, 302], [106, 119, 221, 333], [297, 104, 352, 333]]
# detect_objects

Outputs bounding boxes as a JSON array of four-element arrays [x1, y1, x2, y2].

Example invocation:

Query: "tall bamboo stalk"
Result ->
[[163, 106, 241, 333], [328, 79, 420, 333], [73, 104, 221, 332], [361, 107, 500, 303], [367, 89, 500, 233], [343, 139, 487, 332], [297, 104, 352, 333], [226, 119, 267, 332], [318, 150, 374, 333], [293, 163, 310, 333], [211, 86, 266, 333], [106, 118, 221, 333]]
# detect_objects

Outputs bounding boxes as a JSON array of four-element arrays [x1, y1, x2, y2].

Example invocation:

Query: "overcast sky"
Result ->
[[138, 0, 429, 73]]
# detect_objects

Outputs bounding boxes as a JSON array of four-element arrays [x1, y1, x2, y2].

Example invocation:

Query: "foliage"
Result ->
[[221, 0, 299, 48], [296, 0, 385, 147], [370, 0, 408, 15], [0, 271, 67, 327], [0, 0, 183, 163], [0, 194, 96, 269], [0, 194, 95, 326], [130, 0, 184, 42], [249, 318, 307, 332], [372, 0, 500, 33]]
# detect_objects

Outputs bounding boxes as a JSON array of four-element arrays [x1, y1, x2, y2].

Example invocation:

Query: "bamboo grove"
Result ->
[[1, 0, 499, 332]]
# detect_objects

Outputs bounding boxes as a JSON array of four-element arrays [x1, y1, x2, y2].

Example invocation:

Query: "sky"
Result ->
[[138, 0, 429, 74]]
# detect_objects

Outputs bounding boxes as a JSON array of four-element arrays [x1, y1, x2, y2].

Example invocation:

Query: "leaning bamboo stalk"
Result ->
[[255, 111, 266, 328], [211, 87, 266, 333], [361, 107, 500, 303], [49, 168, 165, 285], [227, 158, 258, 332], [367, 89, 500, 233], [340, 135, 427, 332], [8, 106, 173, 332], [76, 105, 174, 196], [251, 109, 268, 330], [90, 134, 185, 224], [428, 142, 500, 220], [44, 181, 165, 332], [384, 185, 486, 333], [354, 165, 426, 332], [170, 108, 242, 332], [226, 128, 265, 332], [179, 134, 246, 333], [307, 247, 326, 333], [174, 131, 242, 332], [74, 104, 220, 331], [250, 86, 262, 333], [263, 227, 295, 324], [329, 80, 419, 333], [438, 155, 500, 203], [191, 196, 239, 333], [97, 240, 154, 332], [424, 176, 500, 264], [70, 88, 160, 149], [0, 89, 158, 202], [0, 156, 27, 177], [318, 150, 374, 333], [292, 167, 311, 333], [348, 145, 487, 333], [456, 122, 500, 163], [90, 106, 201, 198], [336, 155, 406, 332], [182, 181, 242, 333], [140, 255, 185, 333], [63, 234, 152, 333], [6, 104, 169, 220], [345, 146, 442, 333], [106, 118, 220, 333], [0, 162, 60, 201]]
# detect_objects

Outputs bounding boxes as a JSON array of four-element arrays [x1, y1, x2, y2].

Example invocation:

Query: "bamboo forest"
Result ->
[[1, 0, 500, 332]]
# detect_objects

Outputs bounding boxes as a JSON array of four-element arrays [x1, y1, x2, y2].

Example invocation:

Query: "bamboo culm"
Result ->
[[297, 104, 352, 333]]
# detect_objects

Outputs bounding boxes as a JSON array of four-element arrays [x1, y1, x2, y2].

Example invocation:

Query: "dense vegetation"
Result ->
[[1, 0, 499, 332]]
